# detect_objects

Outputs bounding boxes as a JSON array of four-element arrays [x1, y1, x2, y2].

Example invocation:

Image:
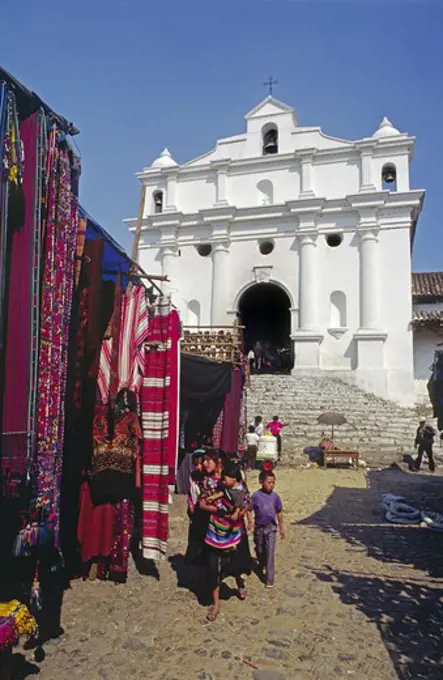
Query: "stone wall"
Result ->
[[246, 374, 433, 466]]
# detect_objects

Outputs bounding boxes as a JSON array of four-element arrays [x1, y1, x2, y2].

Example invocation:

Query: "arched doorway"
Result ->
[[239, 283, 293, 372]]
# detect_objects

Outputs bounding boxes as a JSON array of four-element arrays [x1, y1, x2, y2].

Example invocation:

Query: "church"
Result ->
[[127, 95, 441, 407]]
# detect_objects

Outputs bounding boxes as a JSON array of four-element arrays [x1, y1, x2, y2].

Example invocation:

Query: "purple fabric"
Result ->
[[250, 489, 283, 528], [1, 113, 38, 488], [220, 368, 242, 454]]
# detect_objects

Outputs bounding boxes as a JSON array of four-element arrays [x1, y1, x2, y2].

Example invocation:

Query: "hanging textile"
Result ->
[[180, 354, 232, 400], [33, 131, 79, 544], [74, 215, 87, 287], [118, 284, 149, 394], [107, 498, 135, 583], [141, 299, 180, 561], [1, 111, 38, 497], [212, 410, 224, 450], [0, 83, 9, 371], [220, 368, 243, 455], [71, 238, 104, 409], [97, 281, 148, 404], [427, 350, 443, 430], [97, 275, 122, 405], [180, 354, 232, 449], [90, 391, 142, 505], [76, 481, 114, 564]]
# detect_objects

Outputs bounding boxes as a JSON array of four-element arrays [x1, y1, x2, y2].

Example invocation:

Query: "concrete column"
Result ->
[[298, 234, 318, 330], [164, 170, 178, 212], [359, 230, 379, 329], [161, 245, 179, 297], [211, 241, 230, 324]]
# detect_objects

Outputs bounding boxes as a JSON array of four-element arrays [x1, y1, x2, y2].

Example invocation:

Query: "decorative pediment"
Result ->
[[245, 96, 296, 120], [253, 265, 273, 283]]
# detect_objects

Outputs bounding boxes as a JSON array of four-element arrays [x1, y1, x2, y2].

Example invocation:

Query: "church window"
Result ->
[[153, 190, 163, 213], [330, 291, 347, 328], [382, 163, 397, 191], [259, 240, 275, 255], [326, 233, 343, 248], [196, 244, 212, 257], [262, 124, 278, 155], [257, 179, 274, 205]]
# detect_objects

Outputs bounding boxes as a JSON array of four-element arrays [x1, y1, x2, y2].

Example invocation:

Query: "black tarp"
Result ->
[[180, 354, 232, 401], [180, 355, 233, 449]]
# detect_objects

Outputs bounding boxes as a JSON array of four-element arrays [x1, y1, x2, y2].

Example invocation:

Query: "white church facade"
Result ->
[[127, 95, 436, 407]]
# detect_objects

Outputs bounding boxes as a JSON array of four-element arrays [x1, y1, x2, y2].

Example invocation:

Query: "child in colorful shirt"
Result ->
[[200, 462, 251, 621]]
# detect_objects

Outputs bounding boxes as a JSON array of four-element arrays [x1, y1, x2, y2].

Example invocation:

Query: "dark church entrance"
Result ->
[[239, 283, 293, 372]]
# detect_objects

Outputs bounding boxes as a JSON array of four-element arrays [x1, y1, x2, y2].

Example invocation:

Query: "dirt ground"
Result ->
[[13, 465, 443, 680]]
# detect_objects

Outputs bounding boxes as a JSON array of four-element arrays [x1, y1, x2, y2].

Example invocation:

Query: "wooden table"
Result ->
[[322, 450, 360, 469]]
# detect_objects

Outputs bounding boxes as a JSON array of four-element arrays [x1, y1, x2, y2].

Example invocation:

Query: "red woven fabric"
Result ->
[[141, 300, 180, 561], [77, 481, 114, 563]]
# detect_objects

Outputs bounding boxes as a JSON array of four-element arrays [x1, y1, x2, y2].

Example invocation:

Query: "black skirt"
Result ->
[[207, 530, 252, 588], [185, 508, 209, 566]]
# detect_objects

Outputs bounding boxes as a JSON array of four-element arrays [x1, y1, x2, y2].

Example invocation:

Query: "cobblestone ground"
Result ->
[[15, 466, 443, 680]]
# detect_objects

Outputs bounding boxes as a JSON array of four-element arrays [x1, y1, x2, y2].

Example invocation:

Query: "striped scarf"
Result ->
[[141, 299, 180, 561]]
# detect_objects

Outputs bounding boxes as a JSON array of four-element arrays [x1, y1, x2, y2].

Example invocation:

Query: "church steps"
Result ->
[[246, 374, 423, 466]]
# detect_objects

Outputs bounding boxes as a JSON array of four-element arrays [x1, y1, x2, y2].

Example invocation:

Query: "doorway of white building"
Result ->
[[238, 283, 293, 372]]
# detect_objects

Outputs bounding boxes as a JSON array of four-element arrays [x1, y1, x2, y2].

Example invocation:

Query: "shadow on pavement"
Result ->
[[315, 565, 443, 680], [297, 468, 443, 680]]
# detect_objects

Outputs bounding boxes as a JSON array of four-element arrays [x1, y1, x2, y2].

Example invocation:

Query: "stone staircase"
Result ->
[[246, 374, 427, 466]]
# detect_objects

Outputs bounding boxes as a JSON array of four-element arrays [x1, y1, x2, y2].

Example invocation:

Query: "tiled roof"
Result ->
[[412, 272, 443, 298], [413, 309, 443, 325]]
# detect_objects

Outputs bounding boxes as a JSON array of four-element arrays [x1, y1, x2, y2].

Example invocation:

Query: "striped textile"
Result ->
[[97, 284, 148, 404], [141, 299, 180, 561], [205, 492, 242, 550], [118, 285, 149, 394]]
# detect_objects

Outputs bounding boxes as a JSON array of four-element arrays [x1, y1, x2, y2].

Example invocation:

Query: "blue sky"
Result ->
[[2, 0, 442, 271]]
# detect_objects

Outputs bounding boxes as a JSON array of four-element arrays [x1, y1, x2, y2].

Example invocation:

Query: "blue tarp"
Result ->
[[79, 205, 132, 286]]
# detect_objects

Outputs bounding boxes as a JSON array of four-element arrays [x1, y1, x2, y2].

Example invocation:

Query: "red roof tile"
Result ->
[[412, 272, 443, 298]]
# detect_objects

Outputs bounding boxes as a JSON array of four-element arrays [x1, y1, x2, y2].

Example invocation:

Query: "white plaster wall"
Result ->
[[175, 176, 215, 213], [316, 231, 360, 370], [229, 168, 300, 208], [379, 227, 414, 402], [175, 245, 213, 325], [413, 328, 442, 404], [138, 238, 162, 276], [227, 237, 298, 313], [313, 160, 360, 199]]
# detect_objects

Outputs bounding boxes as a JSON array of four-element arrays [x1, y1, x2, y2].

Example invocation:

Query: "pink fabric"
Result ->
[[1, 113, 38, 485]]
